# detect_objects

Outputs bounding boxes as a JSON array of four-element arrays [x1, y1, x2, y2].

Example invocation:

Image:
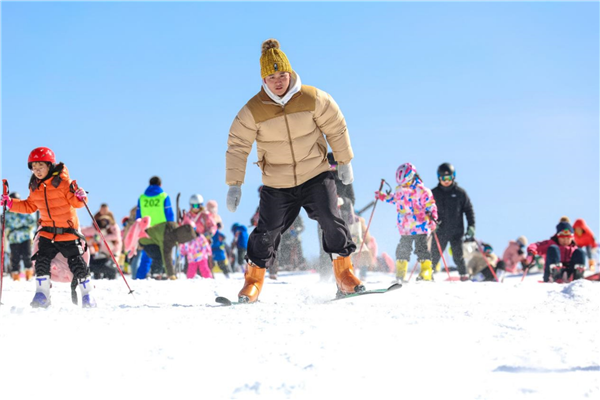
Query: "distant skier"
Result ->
[[225, 38, 361, 302], [138, 221, 197, 280], [526, 217, 586, 283], [1, 147, 96, 308], [135, 176, 175, 279], [469, 242, 506, 282], [231, 223, 248, 272], [430, 163, 476, 281], [185, 194, 216, 237], [211, 223, 231, 278], [4, 192, 37, 281], [501, 236, 528, 273], [376, 163, 438, 282]]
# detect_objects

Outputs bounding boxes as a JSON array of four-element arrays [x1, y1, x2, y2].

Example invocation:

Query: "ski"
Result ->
[[214, 296, 258, 306], [331, 282, 402, 301]]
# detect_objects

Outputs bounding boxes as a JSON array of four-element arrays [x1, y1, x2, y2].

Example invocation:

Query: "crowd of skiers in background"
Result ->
[[3, 155, 598, 287]]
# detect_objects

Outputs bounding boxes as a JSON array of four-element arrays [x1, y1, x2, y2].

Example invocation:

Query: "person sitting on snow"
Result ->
[[526, 217, 585, 283], [502, 236, 528, 274]]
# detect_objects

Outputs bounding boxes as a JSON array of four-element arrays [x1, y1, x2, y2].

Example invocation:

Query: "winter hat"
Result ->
[[517, 236, 528, 246], [260, 39, 292, 79], [482, 243, 493, 254], [556, 217, 574, 237]]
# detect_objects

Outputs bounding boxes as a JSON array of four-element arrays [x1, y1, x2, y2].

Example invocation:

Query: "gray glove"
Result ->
[[226, 185, 242, 212], [338, 162, 354, 185]]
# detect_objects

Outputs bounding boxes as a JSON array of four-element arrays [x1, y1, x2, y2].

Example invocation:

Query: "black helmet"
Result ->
[[9, 192, 20, 199], [437, 163, 455, 179]]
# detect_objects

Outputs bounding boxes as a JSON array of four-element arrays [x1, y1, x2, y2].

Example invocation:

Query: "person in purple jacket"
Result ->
[[526, 217, 585, 283]]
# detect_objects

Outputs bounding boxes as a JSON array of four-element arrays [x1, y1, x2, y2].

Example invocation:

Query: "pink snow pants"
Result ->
[[187, 260, 213, 279]]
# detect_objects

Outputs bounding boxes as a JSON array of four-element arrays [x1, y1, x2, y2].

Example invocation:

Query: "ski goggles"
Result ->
[[557, 229, 574, 238], [439, 175, 453, 182], [191, 203, 203, 209]]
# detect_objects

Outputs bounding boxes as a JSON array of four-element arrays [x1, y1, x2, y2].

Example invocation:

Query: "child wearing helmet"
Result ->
[[185, 194, 217, 237], [526, 217, 586, 282], [376, 163, 438, 282], [0, 147, 96, 308]]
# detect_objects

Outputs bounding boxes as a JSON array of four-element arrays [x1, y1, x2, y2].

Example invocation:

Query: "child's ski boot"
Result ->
[[396, 260, 408, 282], [79, 277, 97, 308], [417, 260, 433, 281], [30, 275, 51, 308]]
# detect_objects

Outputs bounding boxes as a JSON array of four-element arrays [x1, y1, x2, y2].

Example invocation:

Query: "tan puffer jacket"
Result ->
[[226, 85, 353, 188]]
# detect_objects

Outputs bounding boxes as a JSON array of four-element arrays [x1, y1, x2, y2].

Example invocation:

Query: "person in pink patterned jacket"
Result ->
[[180, 232, 213, 279], [376, 163, 438, 282]]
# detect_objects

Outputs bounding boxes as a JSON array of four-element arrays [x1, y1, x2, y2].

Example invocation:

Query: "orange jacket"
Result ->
[[10, 163, 85, 242], [573, 219, 597, 249]]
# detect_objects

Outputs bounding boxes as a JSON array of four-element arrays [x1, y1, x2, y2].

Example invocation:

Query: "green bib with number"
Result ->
[[139, 192, 167, 226]]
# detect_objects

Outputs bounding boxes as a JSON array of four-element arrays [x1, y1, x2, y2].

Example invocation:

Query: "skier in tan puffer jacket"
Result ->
[[225, 38, 363, 302]]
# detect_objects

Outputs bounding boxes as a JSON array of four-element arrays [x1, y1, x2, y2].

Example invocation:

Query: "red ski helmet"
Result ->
[[27, 147, 56, 170]]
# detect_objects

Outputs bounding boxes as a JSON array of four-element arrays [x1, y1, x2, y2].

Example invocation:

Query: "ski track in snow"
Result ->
[[0, 271, 598, 400]]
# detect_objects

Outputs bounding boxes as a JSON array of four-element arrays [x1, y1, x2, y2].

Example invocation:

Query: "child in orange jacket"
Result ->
[[1, 147, 96, 308]]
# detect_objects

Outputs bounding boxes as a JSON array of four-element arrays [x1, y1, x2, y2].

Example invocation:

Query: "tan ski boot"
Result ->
[[332, 255, 365, 296], [238, 263, 266, 303]]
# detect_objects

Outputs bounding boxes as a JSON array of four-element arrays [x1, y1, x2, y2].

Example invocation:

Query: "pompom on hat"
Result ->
[[260, 39, 293, 79]]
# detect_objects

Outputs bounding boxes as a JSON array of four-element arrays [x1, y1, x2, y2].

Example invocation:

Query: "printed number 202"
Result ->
[[143, 198, 161, 208]]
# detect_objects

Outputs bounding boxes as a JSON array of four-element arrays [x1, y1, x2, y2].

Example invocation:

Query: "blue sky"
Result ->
[[2, 2, 598, 263]]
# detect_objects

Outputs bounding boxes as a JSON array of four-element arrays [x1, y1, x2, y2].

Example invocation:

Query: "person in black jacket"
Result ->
[[431, 163, 476, 281]]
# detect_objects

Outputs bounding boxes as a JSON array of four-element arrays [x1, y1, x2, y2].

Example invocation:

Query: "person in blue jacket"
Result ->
[[211, 223, 231, 278], [231, 223, 249, 272], [135, 176, 175, 279]]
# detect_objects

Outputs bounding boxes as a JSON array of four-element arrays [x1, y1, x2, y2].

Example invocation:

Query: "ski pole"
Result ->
[[357, 179, 390, 255], [70, 181, 134, 295], [0, 179, 8, 305], [474, 239, 499, 282], [406, 260, 420, 282], [432, 230, 452, 280]]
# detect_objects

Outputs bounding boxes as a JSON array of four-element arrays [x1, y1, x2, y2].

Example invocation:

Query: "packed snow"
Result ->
[[0, 270, 598, 400]]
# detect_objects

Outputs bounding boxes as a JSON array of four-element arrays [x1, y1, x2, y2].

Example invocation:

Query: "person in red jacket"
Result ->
[[0, 147, 96, 308], [573, 219, 598, 269], [526, 217, 585, 283]]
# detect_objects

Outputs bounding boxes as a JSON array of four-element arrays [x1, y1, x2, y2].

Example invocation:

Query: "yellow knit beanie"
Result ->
[[260, 39, 292, 79]]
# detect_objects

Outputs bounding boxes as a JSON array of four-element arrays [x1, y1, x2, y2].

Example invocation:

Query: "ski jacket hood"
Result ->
[[262, 71, 302, 106], [226, 84, 353, 189], [144, 185, 164, 197], [573, 219, 597, 248], [10, 163, 85, 242]]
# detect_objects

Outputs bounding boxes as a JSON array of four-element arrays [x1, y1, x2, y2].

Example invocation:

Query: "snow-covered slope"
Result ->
[[0, 271, 598, 400]]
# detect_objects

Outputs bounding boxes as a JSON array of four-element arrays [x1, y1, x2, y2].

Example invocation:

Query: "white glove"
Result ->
[[226, 185, 242, 212], [338, 162, 354, 185]]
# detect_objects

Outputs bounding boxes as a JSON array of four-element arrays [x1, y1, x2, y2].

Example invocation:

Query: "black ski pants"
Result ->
[[247, 171, 356, 269], [396, 234, 431, 261], [430, 230, 467, 275], [33, 237, 89, 279], [10, 240, 33, 272]]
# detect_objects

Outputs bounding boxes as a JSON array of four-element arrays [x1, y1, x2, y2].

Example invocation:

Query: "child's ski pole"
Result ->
[[432, 230, 452, 280], [0, 179, 8, 305], [406, 260, 420, 282], [70, 181, 134, 295]]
